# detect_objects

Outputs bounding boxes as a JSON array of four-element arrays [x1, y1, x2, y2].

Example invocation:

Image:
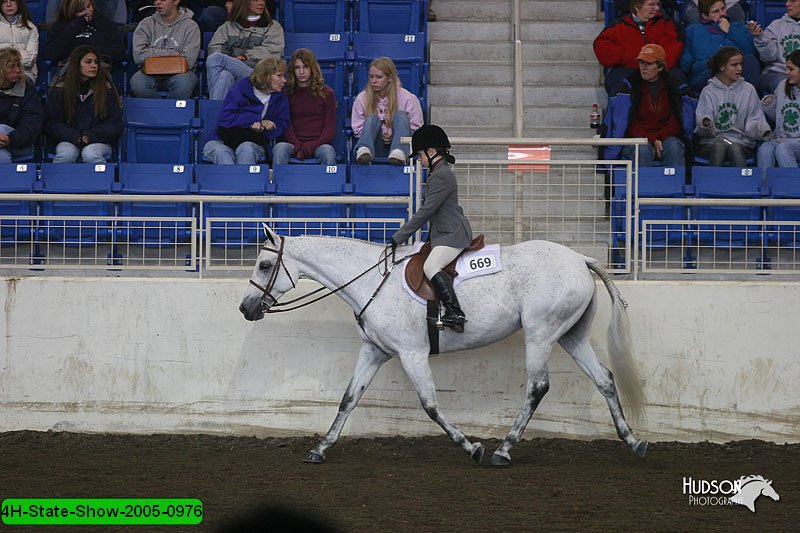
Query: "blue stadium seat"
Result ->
[[754, 0, 785, 27], [690, 166, 765, 248], [37, 163, 116, 244], [355, 0, 424, 34], [270, 164, 348, 235], [117, 163, 196, 244], [123, 97, 197, 163], [197, 98, 224, 164], [611, 167, 689, 257], [195, 164, 269, 244], [283, 0, 349, 33], [350, 164, 412, 242], [0, 163, 37, 245], [198, 31, 215, 98], [765, 167, 800, 247], [26, 0, 47, 24]]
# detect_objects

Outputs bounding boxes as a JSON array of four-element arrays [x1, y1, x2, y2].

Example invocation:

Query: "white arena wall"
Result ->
[[0, 276, 797, 444]]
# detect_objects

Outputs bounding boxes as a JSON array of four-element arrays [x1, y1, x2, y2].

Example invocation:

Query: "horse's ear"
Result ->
[[262, 223, 277, 245]]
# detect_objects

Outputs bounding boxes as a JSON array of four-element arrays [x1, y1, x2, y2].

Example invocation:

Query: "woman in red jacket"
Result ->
[[594, 0, 685, 93]]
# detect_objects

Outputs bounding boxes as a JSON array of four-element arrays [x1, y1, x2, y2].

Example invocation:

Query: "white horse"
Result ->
[[239, 227, 647, 466]]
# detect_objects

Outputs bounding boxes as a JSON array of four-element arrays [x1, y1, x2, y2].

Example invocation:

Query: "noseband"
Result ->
[[249, 235, 297, 312]]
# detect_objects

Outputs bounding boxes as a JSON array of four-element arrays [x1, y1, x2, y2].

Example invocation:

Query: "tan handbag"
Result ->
[[142, 56, 190, 75]]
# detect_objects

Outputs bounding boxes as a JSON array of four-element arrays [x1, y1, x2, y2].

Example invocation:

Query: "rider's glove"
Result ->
[[390, 237, 399, 251]]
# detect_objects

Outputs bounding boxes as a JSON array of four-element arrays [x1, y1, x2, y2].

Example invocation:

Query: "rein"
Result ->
[[249, 236, 415, 319]]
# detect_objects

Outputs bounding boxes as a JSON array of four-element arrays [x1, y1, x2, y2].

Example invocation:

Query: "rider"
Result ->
[[391, 124, 473, 333]]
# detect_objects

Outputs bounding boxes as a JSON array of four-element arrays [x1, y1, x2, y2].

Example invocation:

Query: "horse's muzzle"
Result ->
[[239, 301, 264, 321]]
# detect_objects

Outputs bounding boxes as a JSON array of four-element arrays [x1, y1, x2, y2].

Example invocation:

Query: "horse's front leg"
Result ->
[[304, 343, 391, 463], [399, 352, 484, 464]]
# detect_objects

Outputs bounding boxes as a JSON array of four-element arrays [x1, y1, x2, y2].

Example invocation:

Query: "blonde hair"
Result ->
[[250, 57, 286, 92], [0, 48, 22, 87], [57, 0, 93, 20], [362, 57, 400, 125], [285, 48, 328, 98]]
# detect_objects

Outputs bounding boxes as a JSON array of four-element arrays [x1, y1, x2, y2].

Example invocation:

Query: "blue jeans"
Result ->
[[53, 142, 111, 163], [774, 140, 800, 168], [354, 111, 411, 159], [206, 53, 254, 100], [129, 70, 197, 99], [203, 140, 265, 165], [272, 142, 337, 165], [621, 137, 685, 167], [0, 124, 34, 163]]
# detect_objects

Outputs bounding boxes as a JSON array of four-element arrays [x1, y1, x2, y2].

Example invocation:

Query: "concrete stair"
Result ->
[[428, 0, 605, 160]]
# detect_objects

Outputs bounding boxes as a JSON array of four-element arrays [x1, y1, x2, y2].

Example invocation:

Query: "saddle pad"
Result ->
[[401, 244, 503, 305]]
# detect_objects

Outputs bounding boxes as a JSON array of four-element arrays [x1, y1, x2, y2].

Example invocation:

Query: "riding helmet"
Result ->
[[411, 124, 451, 154]]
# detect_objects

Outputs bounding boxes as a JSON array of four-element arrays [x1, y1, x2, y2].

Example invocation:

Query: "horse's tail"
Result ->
[[585, 258, 646, 424]]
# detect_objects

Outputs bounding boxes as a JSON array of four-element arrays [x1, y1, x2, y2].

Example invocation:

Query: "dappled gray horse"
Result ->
[[240, 227, 647, 465]]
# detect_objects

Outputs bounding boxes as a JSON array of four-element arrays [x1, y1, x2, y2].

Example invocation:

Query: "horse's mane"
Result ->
[[738, 474, 769, 486]]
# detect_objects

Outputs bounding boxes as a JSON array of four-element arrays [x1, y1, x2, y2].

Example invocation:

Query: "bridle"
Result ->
[[248, 235, 415, 318], [248, 234, 297, 311]]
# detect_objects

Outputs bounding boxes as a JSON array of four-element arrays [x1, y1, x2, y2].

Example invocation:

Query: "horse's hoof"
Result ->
[[633, 440, 648, 459], [303, 450, 326, 464], [490, 451, 511, 467], [470, 442, 484, 464]]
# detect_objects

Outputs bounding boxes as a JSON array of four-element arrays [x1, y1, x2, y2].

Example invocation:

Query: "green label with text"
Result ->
[[1, 498, 203, 526]]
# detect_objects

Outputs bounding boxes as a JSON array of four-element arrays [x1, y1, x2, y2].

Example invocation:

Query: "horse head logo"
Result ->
[[730, 475, 780, 513]]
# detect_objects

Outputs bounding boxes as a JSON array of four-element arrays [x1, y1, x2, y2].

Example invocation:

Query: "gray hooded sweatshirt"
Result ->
[[754, 14, 800, 77], [762, 79, 800, 140], [132, 7, 201, 69], [695, 77, 772, 149]]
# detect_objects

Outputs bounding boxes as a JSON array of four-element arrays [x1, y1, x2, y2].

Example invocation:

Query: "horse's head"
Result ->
[[239, 225, 298, 321]]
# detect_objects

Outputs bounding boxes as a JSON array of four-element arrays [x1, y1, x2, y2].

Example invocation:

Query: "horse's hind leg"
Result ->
[[558, 329, 647, 458], [398, 352, 484, 464], [490, 340, 552, 466], [304, 343, 391, 464]]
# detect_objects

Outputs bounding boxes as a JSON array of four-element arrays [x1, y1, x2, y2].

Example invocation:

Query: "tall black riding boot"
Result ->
[[430, 271, 467, 333]]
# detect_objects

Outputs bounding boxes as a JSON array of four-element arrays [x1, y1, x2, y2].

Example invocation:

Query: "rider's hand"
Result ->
[[391, 238, 398, 251]]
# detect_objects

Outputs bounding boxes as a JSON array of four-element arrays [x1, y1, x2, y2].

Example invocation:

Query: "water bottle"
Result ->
[[589, 103, 600, 129]]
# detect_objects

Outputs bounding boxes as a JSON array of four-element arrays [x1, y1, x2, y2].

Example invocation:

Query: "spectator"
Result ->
[[758, 50, 800, 168], [751, 0, 800, 96], [680, 0, 757, 94], [47, 0, 127, 25], [352, 56, 423, 165], [0, 0, 38, 84], [603, 44, 694, 167], [205, 0, 284, 100], [45, 45, 122, 163], [428, 0, 436, 22], [273, 48, 336, 166], [682, 0, 746, 25], [203, 56, 289, 165], [45, 0, 126, 72], [130, 0, 201, 99], [0, 47, 42, 163], [695, 46, 771, 166], [613, 0, 678, 20], [594, 0, 685, 94], [188, 0, 276, 32]]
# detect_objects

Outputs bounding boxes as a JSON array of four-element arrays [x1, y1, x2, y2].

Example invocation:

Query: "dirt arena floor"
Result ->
[[0, 431, 797, 532]]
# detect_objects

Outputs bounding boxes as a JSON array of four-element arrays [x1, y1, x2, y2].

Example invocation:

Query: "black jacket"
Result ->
[[45, 11, 126, 63], [0, 79, 44, 148], [45, 84, 123, 146]]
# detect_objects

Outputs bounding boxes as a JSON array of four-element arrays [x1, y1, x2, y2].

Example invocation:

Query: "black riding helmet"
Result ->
[[411, 124, 456, 164]]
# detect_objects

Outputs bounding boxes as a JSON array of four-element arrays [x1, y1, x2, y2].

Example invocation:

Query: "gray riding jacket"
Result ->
[[393, 161, 473, 248]]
